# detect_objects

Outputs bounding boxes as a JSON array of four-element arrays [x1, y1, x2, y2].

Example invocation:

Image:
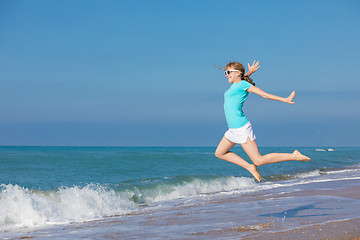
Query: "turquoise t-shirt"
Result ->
[[224, 80, 253, 128]]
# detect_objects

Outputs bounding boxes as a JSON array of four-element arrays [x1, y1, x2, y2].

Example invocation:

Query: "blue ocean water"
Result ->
[[1, 146, 360, 237]]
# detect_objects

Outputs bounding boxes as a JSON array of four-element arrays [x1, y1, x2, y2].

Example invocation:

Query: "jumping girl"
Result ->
[[215, 61, 310, 182]]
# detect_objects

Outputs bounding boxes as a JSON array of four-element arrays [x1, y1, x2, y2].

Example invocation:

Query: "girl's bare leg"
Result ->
[[241, 138, 310, 166], [215, 136, 261, 182]]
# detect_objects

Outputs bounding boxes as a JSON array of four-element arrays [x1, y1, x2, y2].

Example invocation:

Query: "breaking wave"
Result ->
[[0, 175, 256, 231], [1, 166, 356, 232]]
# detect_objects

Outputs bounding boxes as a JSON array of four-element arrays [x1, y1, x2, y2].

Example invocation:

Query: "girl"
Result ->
[[215, 61, 310, 182]]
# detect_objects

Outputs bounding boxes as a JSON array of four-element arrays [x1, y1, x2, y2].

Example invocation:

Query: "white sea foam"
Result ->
[[0, 176, 258, 231], [294, 170, 321, 178], [1, 170, 358, 232], [0, 184, 133, 231], [123, 176, 257, 203], [325, 168, 360, 174], [315, 148, 335, 152], [157, 176, 256, 200]]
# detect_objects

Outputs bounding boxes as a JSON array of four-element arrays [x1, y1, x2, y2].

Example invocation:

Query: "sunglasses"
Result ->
[[224, 70, 239, 76]]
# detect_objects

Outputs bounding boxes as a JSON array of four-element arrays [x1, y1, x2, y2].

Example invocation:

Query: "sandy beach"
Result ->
[[243, 184, 360, 240], [246, 218, 360, 240]]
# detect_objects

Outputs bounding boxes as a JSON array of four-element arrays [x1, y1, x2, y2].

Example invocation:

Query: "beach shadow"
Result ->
[[259, 203, 334, 218]]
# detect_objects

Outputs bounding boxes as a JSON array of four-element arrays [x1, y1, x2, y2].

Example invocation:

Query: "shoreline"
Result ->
[[1, 147, 359, 239], [2, 181, 360, 239]]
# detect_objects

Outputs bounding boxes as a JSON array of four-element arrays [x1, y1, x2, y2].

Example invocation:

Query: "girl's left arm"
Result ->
[[247, 86, 295, 104]]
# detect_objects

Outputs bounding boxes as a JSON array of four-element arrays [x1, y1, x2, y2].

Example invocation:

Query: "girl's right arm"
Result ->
[[244, 60, 260, 77], [247, 86, 295, 104]]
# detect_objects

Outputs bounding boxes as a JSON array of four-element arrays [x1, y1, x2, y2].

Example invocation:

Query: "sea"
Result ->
[[1, 146, 360, 239]]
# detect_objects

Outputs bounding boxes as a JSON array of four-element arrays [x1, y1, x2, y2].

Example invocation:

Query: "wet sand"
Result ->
[[246, 218, 360, 240], [243, 184, 360, 240]]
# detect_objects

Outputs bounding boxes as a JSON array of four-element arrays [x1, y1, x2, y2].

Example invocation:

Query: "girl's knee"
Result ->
[[252, 156, 264, 166], [215, 150, 230, 159], [215, 150, 223, 159]]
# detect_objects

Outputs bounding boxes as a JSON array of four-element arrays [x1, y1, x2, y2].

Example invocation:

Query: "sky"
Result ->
[[0, 0, 359, 147]]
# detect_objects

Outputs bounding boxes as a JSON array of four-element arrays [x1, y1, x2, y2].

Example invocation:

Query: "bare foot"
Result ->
[[248, 164, 262, 182], [293, 150, 311, 161]]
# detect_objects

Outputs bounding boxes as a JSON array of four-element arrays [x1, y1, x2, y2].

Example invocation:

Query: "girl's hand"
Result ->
[[285, 91, 295, 104], [247, 60, 260, 75]]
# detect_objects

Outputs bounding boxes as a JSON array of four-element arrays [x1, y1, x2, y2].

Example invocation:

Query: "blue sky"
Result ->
[[0, 0, 359, 146]]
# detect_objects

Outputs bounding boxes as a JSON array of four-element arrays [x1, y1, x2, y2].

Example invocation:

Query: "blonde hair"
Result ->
[[220, 61, 255, 86]]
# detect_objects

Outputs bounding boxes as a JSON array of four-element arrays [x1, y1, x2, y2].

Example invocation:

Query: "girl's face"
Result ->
[[225, 68, 241, 84]]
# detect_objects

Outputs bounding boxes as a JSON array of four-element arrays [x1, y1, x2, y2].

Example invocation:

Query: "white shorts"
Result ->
[[225, 122, 256, 144]]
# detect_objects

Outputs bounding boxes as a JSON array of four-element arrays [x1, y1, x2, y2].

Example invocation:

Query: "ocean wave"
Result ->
[[315, 148, 335, 152], [1, 167, 355, 232], [294, 170, 322, 178], [0, 176, 257, 231], [323, 168, 360, 175], [0, 184, 133, 231], [123, 175, 256, 203], [264, 169, 322, 182]]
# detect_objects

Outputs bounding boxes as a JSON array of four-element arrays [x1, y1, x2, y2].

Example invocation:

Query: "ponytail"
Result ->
[[243, 75, 255, 86]]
